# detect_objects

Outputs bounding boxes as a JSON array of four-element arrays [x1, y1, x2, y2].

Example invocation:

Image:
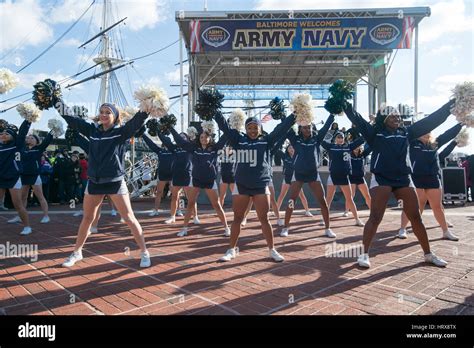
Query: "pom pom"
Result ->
[[47, 119, 65, 137], [455, 128, 469, 147], [16, 103, 42, 123], [187, 126, 198, 141], [228, 108, 246, 131], [324, 79, 355, 115], [72, 105, 88, 119], [194, 88, 224, 121], [158, 113, 177, 135], [120, 106, 139, 123], [451, 82, 474, 126], [133, 85, 169, 118], [290, 93, 314, 126], [201, 120, 215, 135], [65, 127, 75, 146], [269, 97, 286, 120], [32, 79, 62, 110], [146, 118, 160, 137], [0, 68, 19, 94]]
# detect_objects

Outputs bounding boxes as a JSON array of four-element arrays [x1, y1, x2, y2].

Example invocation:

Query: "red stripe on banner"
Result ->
[[196, 20, 201, 52]]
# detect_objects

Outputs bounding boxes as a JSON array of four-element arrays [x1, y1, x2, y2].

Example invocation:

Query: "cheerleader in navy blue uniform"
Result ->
[[19, 132, 54, 226], [322, 131, 365, 226], [215, 112, 296, 262], [55, 100, 151, 268], [276, 144, 312, 215], [219, 144, 236, 206], [157, 131, 198, 224], [343, 143, 372, 216], [0, 120, 31, 234], [142, 133, 174, 217], [398, 123, 463, 241], [281, 114, 335, 238], [344, 101, 455, 268], [169, 127, 230, 237]]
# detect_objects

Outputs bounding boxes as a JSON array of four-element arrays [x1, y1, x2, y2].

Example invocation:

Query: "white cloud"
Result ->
[[165, 64, 189, 83], [60, 38, 82, 47], [17, 71, 84, 90], [0, 0, 53, 52], [50, 0, 169, 31], [427, 44, 462, 55]]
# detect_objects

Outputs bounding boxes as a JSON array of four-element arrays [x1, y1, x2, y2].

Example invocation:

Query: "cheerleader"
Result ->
[[321, 132, 365, 226], [343, 143, 372, 216], [0, 120, 31, 234], [344, 101, 455, 268], [142, 133, 174, 217], [169, 127, 229, 237], [276, 144, 312, 216], [281, 115, 335, 238], [18, 132, 54, 226], [55, 100, 151, 268], [157, 131, 198, 224], [215, 112, 296, 262], [218, 145, 235, 206], [398, 123, 463, 241]]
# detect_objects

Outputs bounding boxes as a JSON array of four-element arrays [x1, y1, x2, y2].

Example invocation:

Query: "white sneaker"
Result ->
[[20, 226, 32, 235], [110, 209, 117, 217], [355, 219, 365, 227], [277, 218, 284, 227], [280, 228, 289, 237], [90, 226, 98, 233], [176, 210, 184, 217], [140, 251, 151, 268], [177, 228, 188, 237], [342, 211, 349, 217], [398, 228, 408, 239], [62, 251, 83, 267], [148, 209, 159, 217], [8, 216, 21, 223], [224, 227, 231, 237], [442, 230, 459, 241], [270, 248, 284, 262], [219, 248, 236, 262], [318, 220, 325, 226], [424, 252, 447, 267], [241, 218, 247, 226], [0, 204, 8, 211], [325, 228, 336, 238], [73, 210, 83, 217], [447, 221, 454, 228], [164, 216, 175, 224], [304, 210, 313, 217], [192, 216, 200, 225], [357, 253, 371, 268], [40, 216, 50, 224]]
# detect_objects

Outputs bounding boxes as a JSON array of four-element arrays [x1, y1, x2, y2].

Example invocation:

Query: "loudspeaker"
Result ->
[[441, 168, 467, 202]]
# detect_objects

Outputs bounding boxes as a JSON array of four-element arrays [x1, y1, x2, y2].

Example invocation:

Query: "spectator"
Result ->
[[71, 154, 82, 202], [461, 155, 473, 202], [56, 150, 75, 204], [39, 155, 53, 202], [79, 153, 88, 199]]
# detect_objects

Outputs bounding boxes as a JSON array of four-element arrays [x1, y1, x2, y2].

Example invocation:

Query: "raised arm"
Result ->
[[214, 111, 240, 147], [142, 133, 163, 154], [119, 111, 149, 141], [54, 99, 95, 137], [320, 139, 331, 151], [74, 130, 90, 154], [157, 132, 176, 151], [169, 127, 196, 152], [362, 143, 372, 158], [214, 133, 228, 152], [343, 104, 375, 143], [266, 113, 296, 147], [316, 114, 336, 144], [16, 120, 31, 149], [408, 99, 455, 141], [349, 136, 365, 150], [38, 132, 54, 152], [438, 140, 457, 165], [286, 127, 297, 146], [435, 123, 463, 148]]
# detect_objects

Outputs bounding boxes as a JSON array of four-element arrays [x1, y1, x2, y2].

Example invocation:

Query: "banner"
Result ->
[[188, 17, 415, 53]]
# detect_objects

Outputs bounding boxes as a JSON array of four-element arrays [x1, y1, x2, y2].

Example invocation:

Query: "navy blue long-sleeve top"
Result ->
[[344, 100, 455, 181], [321, 137, 365, 176], [142, 133, 174, 178], [21, 132, 53, 176], [350, 144, 372, 178], [157, 132, 192, 179], [438, 140, 458, 167], [0, 120, 30, 181], [215, 112, 296, 189]]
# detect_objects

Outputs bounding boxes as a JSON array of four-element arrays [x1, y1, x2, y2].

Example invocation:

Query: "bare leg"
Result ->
[[308, 181, 330, 229], [219, 182, 228, 206], [362, 186, 392, 253], [32, 184, 49, 217], [401, 188, 426, 229], [276, 183, 289, 212], [229, 194, 251, 248], [268, 185, 280, 219], [284, 181, 303, 227], [253, 194, 274, 249], [340, 185, 359, 221], [153, 181, 167, 211], [358, 182, 372, 209], [325, 184, 336, 212], [299, 189, 310, 212], [9, 188, 29, 227], [73, 194, 105, 251], [206, 188, 228, 227], [182, 187, 200, 228], [425, 188, 449, 232]]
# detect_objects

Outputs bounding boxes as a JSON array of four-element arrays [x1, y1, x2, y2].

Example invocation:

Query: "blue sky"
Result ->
[[1, 0, 473, 154]]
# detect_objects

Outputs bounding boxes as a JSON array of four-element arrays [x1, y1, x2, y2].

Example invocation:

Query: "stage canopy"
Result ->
[[176, 7, 430, 121]]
